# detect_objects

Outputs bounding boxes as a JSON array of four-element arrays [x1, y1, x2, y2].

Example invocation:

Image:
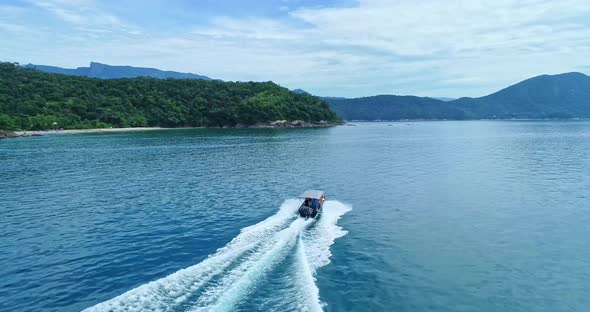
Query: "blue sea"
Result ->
[[1, 121, 590, 311]]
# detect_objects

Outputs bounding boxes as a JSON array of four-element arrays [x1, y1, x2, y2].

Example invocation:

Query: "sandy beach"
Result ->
[[13, 127, 173, 137], [2, 122, 342, 139]]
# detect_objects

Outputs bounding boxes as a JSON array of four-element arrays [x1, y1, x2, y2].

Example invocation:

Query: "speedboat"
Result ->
[[298, 190, 325, 220]]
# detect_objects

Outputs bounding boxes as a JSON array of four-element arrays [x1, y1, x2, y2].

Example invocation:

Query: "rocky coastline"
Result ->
[[0, 130, 25, 139], [235, 120, 343, 128]]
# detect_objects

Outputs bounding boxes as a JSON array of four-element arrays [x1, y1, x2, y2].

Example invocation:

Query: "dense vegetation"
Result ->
[[326, 95, 468, 120], [326, 72, 590, 120], [0, 63, 339, 130]]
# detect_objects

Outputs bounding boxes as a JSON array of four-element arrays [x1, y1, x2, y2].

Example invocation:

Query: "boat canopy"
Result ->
[[299, 190, 325, 199]]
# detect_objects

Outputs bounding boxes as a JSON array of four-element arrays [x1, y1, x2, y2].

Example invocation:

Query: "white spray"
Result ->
[[84, 199, 351, 312]]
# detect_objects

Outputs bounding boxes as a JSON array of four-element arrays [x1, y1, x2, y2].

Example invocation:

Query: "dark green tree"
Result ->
[[0, 62, 340, 130]]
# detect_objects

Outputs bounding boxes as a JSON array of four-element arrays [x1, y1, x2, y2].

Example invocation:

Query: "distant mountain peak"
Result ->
[[25, 62, 212, 80], [484, 71, 590, 99], [547, 72, 588, 78], [292, 88, 309, 94], [429, 97, 456, 102], [327, 72, 590, 120]]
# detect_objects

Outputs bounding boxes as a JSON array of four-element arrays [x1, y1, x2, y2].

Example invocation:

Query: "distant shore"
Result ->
[[14, 127, 170, 136], [0, 127, 172, 139], [1, 121, 341, 139]]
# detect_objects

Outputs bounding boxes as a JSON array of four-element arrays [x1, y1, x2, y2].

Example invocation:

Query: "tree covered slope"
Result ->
[[326, 72, 590, 120], [452, 72, 590, 119], [0, 63, 339, 130], [326, 95, 467, 120]]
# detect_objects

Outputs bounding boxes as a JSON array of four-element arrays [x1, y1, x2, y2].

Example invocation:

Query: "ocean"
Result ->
[[1, 121, 590, 311]]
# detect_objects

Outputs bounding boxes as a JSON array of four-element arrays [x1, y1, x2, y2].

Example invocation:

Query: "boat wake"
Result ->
[[84, 199, 351, 312]]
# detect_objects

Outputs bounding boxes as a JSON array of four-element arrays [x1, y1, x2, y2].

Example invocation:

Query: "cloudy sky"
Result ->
[[1, 0, 589, 98]]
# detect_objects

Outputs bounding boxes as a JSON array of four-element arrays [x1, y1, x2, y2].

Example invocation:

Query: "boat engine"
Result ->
[[298, 206, 312, 219]]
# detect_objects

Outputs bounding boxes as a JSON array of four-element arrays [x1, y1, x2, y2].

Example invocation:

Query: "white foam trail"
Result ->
[[293, 235, 323, 312], [85, 199, 352, 312], [302, 200, 352, 271], [191, 217, 313, 311], [84, 199, 300, 312]]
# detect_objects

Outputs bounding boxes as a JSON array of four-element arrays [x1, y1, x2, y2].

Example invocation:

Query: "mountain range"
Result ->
[[19, 62, 590, 121], [24, 62, 212, 80], [325, 72, 590, 120]]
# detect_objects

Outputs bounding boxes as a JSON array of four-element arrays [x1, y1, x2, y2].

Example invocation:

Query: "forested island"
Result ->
[[4, 60, 588, 134], [0, 62, 340, 131]]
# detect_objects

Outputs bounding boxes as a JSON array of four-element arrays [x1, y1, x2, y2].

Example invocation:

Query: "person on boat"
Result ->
[[304, 198, 311, 207], [311, 198, 319, 209]]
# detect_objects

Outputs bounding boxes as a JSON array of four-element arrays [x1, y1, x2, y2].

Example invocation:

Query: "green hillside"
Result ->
[[326, 72, 590, 120], [0, 62, 339, 130]]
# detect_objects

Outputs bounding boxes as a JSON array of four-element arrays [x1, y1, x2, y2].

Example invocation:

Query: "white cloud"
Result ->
[[289, 0, 590, 56], [192, 17, 300, 40], [3, 0, 590, 97], [29, 0, 139, 34], [172, 0, 590, 96]]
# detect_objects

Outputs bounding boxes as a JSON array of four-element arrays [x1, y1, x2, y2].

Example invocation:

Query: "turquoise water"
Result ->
[[1, 121, 590, 311]]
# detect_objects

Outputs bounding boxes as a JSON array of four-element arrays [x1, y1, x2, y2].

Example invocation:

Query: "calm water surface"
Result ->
[[1, 121, 590, 311]]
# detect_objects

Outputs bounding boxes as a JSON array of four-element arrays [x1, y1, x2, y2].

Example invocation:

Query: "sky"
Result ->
[[1, 0, 589, 98]]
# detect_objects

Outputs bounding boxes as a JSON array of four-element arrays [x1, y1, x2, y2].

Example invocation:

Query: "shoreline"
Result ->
[[13, 127, 173, 137], [2, 122, 341, 139]]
